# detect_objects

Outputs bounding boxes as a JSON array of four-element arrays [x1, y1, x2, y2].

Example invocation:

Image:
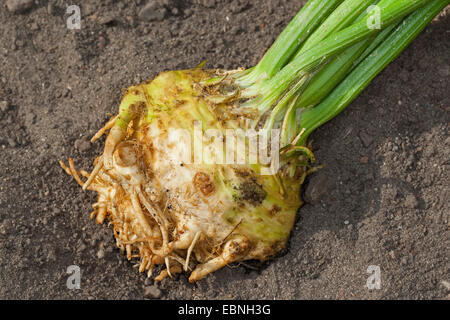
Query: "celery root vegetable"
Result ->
[[61, 0, 448, 282]]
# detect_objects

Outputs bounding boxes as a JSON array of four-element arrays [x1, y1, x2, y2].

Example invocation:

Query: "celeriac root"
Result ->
[[60, 68, 306, 282], [60, 126, 246, 282]]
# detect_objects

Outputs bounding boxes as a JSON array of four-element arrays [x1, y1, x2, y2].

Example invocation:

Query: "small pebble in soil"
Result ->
[[0, 219, 13, 235], [75, 137, 91, 152], [441, 281, 450, 291], [98, 15, 117, 26], [401, 256, 408, 265], [7, 138, 17, 148], [98, 36, 107, 49], [30, 22, 39, 31], [404, 194, 419, 209], [139, 1, 168, 22], [6, 0, 34, 14], [406, 154, 415, 167], [47, 3, 55, 15], [389, 250, 396, 260], [96, 248, 105, 259], [77, 243, 87, 253], [438, 64, 450, 77], [144, 285, 162, 299], [358, 130, 374, 148], [0, 101, 9, 112]]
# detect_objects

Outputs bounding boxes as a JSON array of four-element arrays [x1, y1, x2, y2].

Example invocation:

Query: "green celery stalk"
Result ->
[[248, 0, 433, 117], [295, 0, 378, 56], [236, 0, 343, 87], [296, 0, 449, 146], [280, 0, 402, 145]]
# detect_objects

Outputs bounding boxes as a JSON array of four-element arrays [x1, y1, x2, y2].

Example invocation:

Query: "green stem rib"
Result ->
[[280, 0, 403, 145], [351, 21, 398, 67], [296, 0, 449, 146], [292, 0, 400, 111], [236, 0, 343, 87], [295, 0, 378, 57], [251, 0, 432, 119], [280, 40, 371, 146]]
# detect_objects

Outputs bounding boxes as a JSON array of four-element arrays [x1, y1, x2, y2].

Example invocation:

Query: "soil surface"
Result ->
[[0, 0, 449, 300]]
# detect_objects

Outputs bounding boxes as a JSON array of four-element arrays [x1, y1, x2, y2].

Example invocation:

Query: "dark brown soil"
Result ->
[[0, 0, 449, 300]]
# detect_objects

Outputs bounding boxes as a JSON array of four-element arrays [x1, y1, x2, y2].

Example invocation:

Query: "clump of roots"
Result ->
[[60, 116, 252, 282], [61, 119, 180, 280]]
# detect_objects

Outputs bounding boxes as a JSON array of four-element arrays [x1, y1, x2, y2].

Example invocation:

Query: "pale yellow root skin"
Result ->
[[188, 236, 250, 283], [103, 125, 126, 170]]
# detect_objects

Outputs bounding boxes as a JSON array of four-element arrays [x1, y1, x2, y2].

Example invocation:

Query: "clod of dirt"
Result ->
[[193, 0, 218, 8], [7, 138, 16, 148], [0, 219, 13, 235], [230, 0, 251, 14], [6, 0, 33, 14], [406, 154, 416, 167], [441, 281, 450, 291], [438, 64, 450, 77], [98, 15, 117, 26], [75, 138, 91, 153], [0, 101, 8, 113], [359, 130, 374, 148], [139, 1, 168, 22], [144, 285, 162, 299], [304, 174, 328, 204], [404, 194, 419, 209], [47, 3, 55, 16], [96, 248, 105, 259], [360, 156, 369, 164]]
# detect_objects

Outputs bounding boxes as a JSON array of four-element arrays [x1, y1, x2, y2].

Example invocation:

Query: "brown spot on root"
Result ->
[[239, 180, 267, 206], [193, 172, 215, 196], [269, 205, 281, 216], [224, 237, 250, 260], [129, 101, 147, 117]]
